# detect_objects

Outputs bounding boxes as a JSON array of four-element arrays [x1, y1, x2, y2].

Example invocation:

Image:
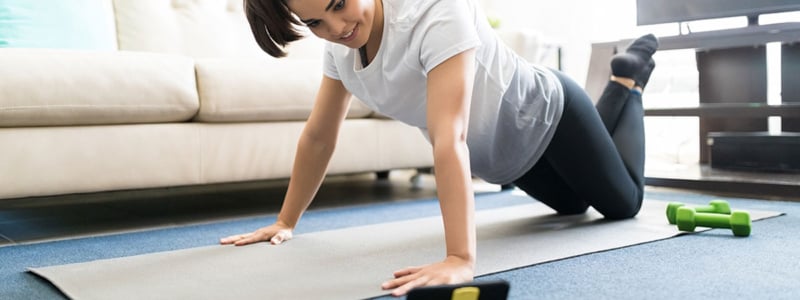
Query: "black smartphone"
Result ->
[[406, 280, 509, 300]]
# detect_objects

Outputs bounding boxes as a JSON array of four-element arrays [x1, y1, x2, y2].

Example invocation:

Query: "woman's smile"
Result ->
[[340, 24, 358, 43]]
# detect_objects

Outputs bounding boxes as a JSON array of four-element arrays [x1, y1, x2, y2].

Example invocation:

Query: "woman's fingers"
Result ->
[[390, 275, 430, 297], [381, 273, 416, 290], [383, 257, 475, 296], [393, 266, 423, 278], [219, 231, 269, 246], [219, 233, 250, 245], [221, 226, 294, 246], [382, 266, 422, 290], [234, 233, 263, 246]]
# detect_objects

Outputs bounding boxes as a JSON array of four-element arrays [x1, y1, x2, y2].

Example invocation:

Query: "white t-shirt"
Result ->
[[323, 0, 563, 184]]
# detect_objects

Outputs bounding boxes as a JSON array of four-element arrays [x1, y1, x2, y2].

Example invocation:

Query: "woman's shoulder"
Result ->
[[388, 0, 473, 25]]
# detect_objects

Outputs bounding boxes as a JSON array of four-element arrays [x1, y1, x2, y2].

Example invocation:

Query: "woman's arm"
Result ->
[[427, 49, 477, 264], [382, 48, 477, 296], [278, 75, 353, 229], [221, 75, 353, 245]]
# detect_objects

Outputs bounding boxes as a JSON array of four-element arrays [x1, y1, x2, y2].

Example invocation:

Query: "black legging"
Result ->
[[512, 70, 644, 220]]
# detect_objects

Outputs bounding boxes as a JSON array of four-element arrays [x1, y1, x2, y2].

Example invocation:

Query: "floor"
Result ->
[[2, 167, 797, 247], [0, 170, 501, 246]]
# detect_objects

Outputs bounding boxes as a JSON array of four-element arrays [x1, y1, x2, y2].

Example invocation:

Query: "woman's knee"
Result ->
[[597, 193, 643, 220], [553, 202, 590, 215]]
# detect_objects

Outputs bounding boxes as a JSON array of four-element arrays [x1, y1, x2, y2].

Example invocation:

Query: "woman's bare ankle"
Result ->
[[610, 75, 636, 90]]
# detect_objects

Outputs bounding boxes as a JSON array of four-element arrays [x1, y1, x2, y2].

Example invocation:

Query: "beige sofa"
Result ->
[[0, 0, 436, 200], [0, 0, 554, 201]]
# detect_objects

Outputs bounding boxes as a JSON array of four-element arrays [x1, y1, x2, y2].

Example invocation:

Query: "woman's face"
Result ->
[[287, 0, 378, 49]]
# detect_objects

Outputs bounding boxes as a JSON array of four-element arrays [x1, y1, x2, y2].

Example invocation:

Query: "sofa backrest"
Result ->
[[0, 0, 325, 60], [113, 0, 324, 60]]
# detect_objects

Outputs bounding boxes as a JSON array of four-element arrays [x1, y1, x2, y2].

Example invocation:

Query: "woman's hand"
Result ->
[[219, 221, 293, 246], [381, 256, 475, 297]]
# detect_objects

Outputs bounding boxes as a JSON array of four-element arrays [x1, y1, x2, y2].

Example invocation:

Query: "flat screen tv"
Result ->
[[636, 0, 800, 25]]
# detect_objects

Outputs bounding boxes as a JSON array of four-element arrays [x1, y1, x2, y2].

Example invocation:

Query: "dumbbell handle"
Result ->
[[666, 200, 730, 225], [692, 212, 735, 228]]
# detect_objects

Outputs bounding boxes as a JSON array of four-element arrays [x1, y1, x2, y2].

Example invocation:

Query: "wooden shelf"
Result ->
[[595, 22, 800, 52]]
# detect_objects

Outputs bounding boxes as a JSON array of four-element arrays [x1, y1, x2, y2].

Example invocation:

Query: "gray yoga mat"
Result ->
[[30, 200, 780, 300]]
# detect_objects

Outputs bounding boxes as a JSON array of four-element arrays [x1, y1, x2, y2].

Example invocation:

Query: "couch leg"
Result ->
[[375, 171, 390, 180], [409, 168, 433, 189], [410, 173, 422, 188]]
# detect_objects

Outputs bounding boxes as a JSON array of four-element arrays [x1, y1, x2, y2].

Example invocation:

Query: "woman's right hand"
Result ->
[[219, 221, 294, 246]]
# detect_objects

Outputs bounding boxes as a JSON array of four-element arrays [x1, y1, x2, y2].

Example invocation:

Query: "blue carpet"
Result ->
[[1, 190, 796, 299]]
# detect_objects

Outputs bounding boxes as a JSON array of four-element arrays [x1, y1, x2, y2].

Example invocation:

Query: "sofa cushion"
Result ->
[[0, 49, 199, 127], [0, 0, 118, 50], [194, 58, 373, 123]]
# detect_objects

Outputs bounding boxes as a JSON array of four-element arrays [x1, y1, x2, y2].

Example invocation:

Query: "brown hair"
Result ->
[[243, 0, 305, 58]]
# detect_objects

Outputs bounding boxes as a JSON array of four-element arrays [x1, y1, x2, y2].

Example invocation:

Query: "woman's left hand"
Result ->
[[381, 255, 474, 297]]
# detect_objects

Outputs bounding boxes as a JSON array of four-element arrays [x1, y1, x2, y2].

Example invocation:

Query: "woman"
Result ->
[[221, 0, 658, 296]]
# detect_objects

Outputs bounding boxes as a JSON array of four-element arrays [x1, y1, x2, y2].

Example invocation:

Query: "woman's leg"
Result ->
[[513, 34, 658, 219], [513, 75, 643, 219]]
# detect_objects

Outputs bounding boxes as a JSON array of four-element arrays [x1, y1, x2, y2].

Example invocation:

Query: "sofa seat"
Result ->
[[0, 119, 430, 200]]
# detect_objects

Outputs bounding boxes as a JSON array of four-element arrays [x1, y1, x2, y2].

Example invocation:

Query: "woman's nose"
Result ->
[[327, 19, 347, 37]]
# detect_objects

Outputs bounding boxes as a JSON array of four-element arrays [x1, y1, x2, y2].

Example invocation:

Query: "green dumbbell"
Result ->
[[675, 207, 751, 237], [666, 200, 731, 225]]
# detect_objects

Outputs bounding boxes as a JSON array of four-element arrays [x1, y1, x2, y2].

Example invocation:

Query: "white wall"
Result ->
[[478, 0, 644, 85]]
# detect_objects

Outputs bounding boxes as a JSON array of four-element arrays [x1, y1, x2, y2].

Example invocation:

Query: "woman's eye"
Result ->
[[307, 20, 320, 28], [334, 0, 345, 10]]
